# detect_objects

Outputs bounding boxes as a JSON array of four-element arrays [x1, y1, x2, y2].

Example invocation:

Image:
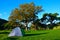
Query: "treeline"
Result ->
[[32, 13, 60, 30], [0, 2, 60, 30], [0, 13, 60, 30]]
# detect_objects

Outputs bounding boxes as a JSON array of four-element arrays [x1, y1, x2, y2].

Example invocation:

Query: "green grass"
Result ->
[[0, 29, 60, 40]]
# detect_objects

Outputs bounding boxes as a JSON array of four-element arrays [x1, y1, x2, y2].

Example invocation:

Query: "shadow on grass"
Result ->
[[24, 32, 48, 36], [3, 32, 48, 40], [54, 39, 60, 40], [4, 37, 18, 40], [0, 32, 9, 34]]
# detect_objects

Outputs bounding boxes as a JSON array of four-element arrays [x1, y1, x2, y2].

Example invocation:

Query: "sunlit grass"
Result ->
[[0, 29, 60, 40], [53, 26, 60, 30]]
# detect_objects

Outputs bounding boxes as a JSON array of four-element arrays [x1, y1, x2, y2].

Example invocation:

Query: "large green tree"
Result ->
[[8, 2, 43, 30], [40, 13, 59, 29]]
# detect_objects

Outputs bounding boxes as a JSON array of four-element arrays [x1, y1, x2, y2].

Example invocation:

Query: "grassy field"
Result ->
[[0, 29, 60, 40]]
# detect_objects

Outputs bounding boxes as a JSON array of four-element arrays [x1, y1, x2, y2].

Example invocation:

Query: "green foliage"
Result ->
[[40, 13, 60, 29], [9, 2, 42, 22], [8, 2, 43, 30]]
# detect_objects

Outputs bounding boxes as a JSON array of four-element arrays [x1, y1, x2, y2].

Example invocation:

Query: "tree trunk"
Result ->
[[26, 22, 28, 31], [35, 25, 39, 30], [49, 20, 53, 29]]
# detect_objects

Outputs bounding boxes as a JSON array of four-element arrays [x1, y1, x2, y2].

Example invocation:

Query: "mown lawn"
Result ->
[[0, 29, 60, 40]]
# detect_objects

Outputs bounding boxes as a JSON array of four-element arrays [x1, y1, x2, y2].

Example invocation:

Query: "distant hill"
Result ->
[[0, 18, 8, 30]]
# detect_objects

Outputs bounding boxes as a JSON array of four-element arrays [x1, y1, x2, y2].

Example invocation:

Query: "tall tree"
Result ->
[[8, 2, 43, 30]]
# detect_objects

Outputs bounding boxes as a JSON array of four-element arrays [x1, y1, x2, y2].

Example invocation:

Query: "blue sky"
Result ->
[[0, 0, 60, 20]]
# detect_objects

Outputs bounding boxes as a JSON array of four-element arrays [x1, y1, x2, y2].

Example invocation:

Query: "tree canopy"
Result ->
[[8, 2, 43, 30], [40, 13, 60, 29]]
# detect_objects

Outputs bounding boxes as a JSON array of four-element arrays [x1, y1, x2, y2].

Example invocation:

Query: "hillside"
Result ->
[[0, 18, 8, 30]]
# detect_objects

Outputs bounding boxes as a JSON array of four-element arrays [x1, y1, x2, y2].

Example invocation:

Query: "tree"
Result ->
[[40, 13, 59, 29], [32, 19, 41, 30], [56, 17, 60, 25], [8, 2, 43, 30]]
